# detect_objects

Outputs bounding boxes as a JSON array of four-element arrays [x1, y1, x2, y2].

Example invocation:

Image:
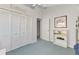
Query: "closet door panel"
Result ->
[[11, 12, 21, 50], [0, 13, 10, 35], [21, 16, 27, 44], [11, 34, 20, 50], [11, 13, 27, 50], [20, 15, 26, 33], [19, 15, 27, 45], [0, 35, 10, 52], [26, 16, 33, 43], [11, 12, 20, 34], [23, 16, 28, 44], [32, 17, 37, 42], [0, 10, 11, 52]]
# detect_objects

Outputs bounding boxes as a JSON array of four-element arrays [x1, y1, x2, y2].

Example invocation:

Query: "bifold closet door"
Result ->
[[11, 12, 37, 50], [11, 12, 21, 50], [26, 16, 33, 43], [11, 12, 28, 50], [32, 17, 37, 42], [0, 10, 11, 52], [19, 15, 28, 45]]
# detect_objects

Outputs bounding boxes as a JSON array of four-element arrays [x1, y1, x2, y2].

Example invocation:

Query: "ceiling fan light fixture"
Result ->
[[32, 4, 36, 7]]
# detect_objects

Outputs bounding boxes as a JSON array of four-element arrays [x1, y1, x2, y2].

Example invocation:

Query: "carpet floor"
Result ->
[[6, 39, 74, 55]]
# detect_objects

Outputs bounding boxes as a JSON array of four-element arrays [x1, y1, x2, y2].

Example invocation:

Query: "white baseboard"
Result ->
[[0, 49, 6, 55]]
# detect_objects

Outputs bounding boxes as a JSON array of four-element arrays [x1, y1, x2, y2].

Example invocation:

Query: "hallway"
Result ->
[[6, 39, 74, 55]]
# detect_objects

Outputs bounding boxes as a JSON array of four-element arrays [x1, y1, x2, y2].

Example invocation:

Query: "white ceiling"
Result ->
[[39, 4, 57, 7], [25, 4, 57, 8]]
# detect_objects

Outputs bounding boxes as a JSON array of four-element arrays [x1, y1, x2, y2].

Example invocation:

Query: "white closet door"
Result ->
[[19, 15, 27, 45], [27, 16, 33, 43], [11, 12, 20, 34], [20, 15, 26, 33], [22, 16, 27, 44], [11, 12, 37, 50], [0, 10, 11, 52], [11, 34, 19, 50], [11, 12, 21, 50], [11, 13, 27, 50], [32, 17, 37, 42]]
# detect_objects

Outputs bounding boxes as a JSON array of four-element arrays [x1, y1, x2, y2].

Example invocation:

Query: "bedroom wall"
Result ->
[[0, 4, 42, 51], [41, 5, 79, 48]]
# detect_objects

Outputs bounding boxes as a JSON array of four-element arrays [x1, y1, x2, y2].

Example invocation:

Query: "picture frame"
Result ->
[[54, 16, 67, 28]]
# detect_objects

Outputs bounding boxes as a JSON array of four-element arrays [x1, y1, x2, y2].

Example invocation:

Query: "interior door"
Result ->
[[41, 18, 49, 41]]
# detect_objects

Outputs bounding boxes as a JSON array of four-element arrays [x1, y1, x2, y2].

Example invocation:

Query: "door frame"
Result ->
[[37, 18, 41, 39]]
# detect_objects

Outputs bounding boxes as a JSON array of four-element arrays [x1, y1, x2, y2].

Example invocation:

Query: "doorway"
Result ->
[[37, 18, 41, 39]]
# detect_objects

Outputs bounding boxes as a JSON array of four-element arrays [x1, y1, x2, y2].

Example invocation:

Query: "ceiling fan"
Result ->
[[31, 4, 43, 8], [25, 4, 56, 9]]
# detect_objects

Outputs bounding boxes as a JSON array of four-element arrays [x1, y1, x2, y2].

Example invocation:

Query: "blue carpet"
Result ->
[[6, 39, 74, 55]]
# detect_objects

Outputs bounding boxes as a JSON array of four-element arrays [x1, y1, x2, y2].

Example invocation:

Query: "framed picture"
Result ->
[[54, 16, 67, 28]]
